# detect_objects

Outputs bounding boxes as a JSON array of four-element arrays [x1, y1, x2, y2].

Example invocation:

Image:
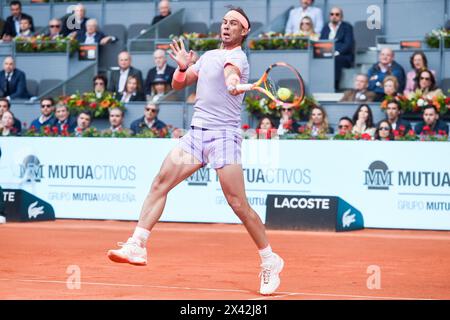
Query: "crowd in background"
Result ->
[[0, 0, 448, 140]]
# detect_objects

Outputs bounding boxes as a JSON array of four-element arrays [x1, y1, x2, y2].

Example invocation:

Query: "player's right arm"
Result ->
[[169, 39, 198, 90]]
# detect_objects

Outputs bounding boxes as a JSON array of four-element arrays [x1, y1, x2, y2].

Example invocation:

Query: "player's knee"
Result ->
[[227, 196, 248, 216], [150, 173, 170, 194]]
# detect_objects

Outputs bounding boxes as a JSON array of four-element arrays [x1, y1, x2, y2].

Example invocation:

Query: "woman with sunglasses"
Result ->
[[404, 51, 436, 95], [298, 16, 319, 40], [277, 106, 301, 135], [409, 69, 443, 99], [374, 120, 395, 141]]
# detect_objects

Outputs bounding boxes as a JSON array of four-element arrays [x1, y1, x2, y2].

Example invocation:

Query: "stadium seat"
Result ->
[[38, 79, 63, 96], [353, 20, 382, 52], [441, 78, 450, 94], [339, 68, 358, 91], [26, 79, 39, 97], [249, 21, 263, 34], [99, 24, 128, 72], [128, 23, 151, 39], [182, 22, 208, 34], [209, 22, 221, 34]]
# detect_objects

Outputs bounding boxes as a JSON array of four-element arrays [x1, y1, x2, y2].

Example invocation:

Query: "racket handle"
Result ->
[[235, 84, 253, 91]]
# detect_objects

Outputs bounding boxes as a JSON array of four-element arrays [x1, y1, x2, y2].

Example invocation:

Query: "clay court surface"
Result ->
[[1, 219, 449, 300]]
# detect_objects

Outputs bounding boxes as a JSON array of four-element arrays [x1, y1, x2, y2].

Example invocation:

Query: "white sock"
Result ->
[[259, 245, 274, 264], [132, 226, 150, 246]]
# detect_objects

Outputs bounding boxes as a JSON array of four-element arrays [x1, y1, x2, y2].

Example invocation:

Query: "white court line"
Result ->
[[3, 222, 450, 241], [0, 278, 434, 300]]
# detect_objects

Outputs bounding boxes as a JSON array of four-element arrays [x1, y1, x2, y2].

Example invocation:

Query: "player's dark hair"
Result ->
[[226, 6, 251, 44], [10, 1, 22, 8]]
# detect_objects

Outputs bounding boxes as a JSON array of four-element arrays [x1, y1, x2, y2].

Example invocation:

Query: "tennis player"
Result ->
[[107, 7, 284, 295]]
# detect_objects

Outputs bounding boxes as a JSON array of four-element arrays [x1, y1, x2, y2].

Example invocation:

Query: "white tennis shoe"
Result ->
[[107, 238, 147, 266], [259, 253, 284, 295]]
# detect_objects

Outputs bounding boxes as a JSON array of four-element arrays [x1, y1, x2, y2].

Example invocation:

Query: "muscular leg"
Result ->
[[216, 164, 269, 250], [137, 146, 203, 231]]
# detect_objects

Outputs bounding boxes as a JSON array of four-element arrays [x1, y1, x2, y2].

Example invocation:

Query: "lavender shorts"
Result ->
[[178, 127, 242, 169]]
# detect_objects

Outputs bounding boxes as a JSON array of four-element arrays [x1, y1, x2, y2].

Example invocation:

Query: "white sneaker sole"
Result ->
[[259, 257, 284, 295], [107, 250, 147, 266]]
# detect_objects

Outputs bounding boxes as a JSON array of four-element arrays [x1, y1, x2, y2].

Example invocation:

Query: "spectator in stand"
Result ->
[[76, 18, 116, 46], [152, 0, 172, 25], [130, 102, 167, 135], [382, 75, 399, 99], [337, 116, 353, 135], [404, 51, 436, 96], [414, 105, 449, 136], [303, 105, 334, 136], [255, 116, 277, 139], [340, 74, 375, 102], [285, 0, 323, 34], [0, 56, 30, 100], [117, 75, 146, 103], [0, 110, 19, 136], [30, 97, 56, 131], [368, 48, 406, 101], [74, 111, 92, 137], [385, 100, 411, 136], [374, 120, 394, 141], [108, 51, 144, 96], [0, 98, 22, 134], [16, 16, 34, 38], [1, 0, 35, 41], [409, 69, 443, 99], [46, 19, 63, 39], [146, 75, 171, 103], [352, 104, 376, 137], [320, 7, 354, 91], [92, 74, 109, 99], [145, 49, 175, 94], [103, 107, 131, 136], [277, 106, 301, 135], [62, 3, 89, 37], [51, 104, 77, 134], [298, 16, 319, 40]]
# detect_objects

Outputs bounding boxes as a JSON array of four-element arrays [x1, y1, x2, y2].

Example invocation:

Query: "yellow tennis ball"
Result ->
[[277, 87, 292, 101]]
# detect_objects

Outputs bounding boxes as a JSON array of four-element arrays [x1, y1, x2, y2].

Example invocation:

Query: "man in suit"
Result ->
[[30, 97, 56, 131], [414, 105, 449, 136], [151, 0, 172, 25], [0, 56, 30, 100], [61, 3, 89, 37], [385, 100, 411, 136], [340, 74, 376, 102], [320, 7, 354, 91], [130, 103, 167, 135], [0, 98, 21, 134], [76, 18, 115, 45], [367, 48, 406, 101], [108, 51, 144, 96], [144, 49, 175, 95], [51, 104, 77, 135], [1, 0, 34, 41]]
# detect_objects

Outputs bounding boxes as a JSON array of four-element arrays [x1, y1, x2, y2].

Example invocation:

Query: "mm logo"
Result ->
[[186, 167, 211, 186], [20, 155, 44, 183], [364, 161, 393, 190]]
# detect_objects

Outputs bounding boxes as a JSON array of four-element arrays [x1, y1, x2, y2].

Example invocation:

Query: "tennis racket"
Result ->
[[233, 62, 305, 108]]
